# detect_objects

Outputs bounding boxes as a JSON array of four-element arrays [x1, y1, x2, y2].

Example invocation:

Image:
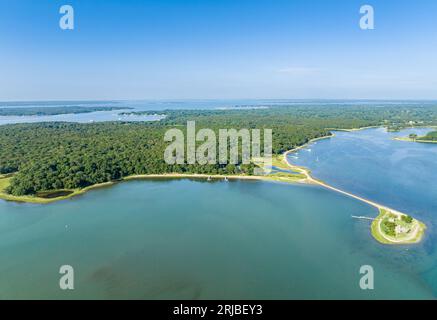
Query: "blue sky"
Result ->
[[0, 0, 436, 100]]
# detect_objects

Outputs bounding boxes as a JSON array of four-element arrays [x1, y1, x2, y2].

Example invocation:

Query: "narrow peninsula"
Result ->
[[0, 128, 427, 245], [282, 140, 426, 245], [395, 131, 437, 144]]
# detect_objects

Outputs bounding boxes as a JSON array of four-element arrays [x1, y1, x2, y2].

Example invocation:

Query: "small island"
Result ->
[[0, 132, 427, 246], [281, 138, 428, 246], [371, 209, 426, 244], [0, 106, 433, 245]]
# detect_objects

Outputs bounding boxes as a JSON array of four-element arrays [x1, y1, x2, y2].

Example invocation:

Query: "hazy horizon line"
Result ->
[[1, 98, 437, 104]]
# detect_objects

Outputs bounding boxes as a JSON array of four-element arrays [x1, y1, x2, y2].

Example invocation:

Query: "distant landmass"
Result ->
[[0, 106, 132, 117]]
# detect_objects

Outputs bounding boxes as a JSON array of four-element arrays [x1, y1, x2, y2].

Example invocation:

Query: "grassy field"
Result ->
[[264, 172, 307, 183], [263, 155, 307, 183], [271, 155, 290, 169]]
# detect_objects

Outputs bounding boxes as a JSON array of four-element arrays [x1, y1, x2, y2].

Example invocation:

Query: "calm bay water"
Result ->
[[0, 127, 436, 299], [291, 127, 437, 297], [0, 111, 164, 125], [0, 100, 286, 125]]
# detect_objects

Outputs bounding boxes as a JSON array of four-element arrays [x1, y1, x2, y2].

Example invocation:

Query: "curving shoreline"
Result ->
[[0, 126, 428, 245], [0, 172, 306, 204], [283, 134, 426, 245], [0, 174, 265, 204]]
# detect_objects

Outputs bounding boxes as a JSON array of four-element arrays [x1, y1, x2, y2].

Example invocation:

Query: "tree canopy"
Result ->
[[1, 104, 437, 196]]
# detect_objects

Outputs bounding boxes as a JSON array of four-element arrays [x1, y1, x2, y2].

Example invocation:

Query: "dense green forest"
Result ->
[[0, 123, 257, 195], [125, 103, 437, 131], [1, 104, 437, 196], [0, 106, 131, 116]]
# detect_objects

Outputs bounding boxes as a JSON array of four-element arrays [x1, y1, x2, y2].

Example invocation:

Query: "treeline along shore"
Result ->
[[1, 104, 437, 198]]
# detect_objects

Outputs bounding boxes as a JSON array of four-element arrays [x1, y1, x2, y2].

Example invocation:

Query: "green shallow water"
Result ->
[[0, 178, 433, 299]]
